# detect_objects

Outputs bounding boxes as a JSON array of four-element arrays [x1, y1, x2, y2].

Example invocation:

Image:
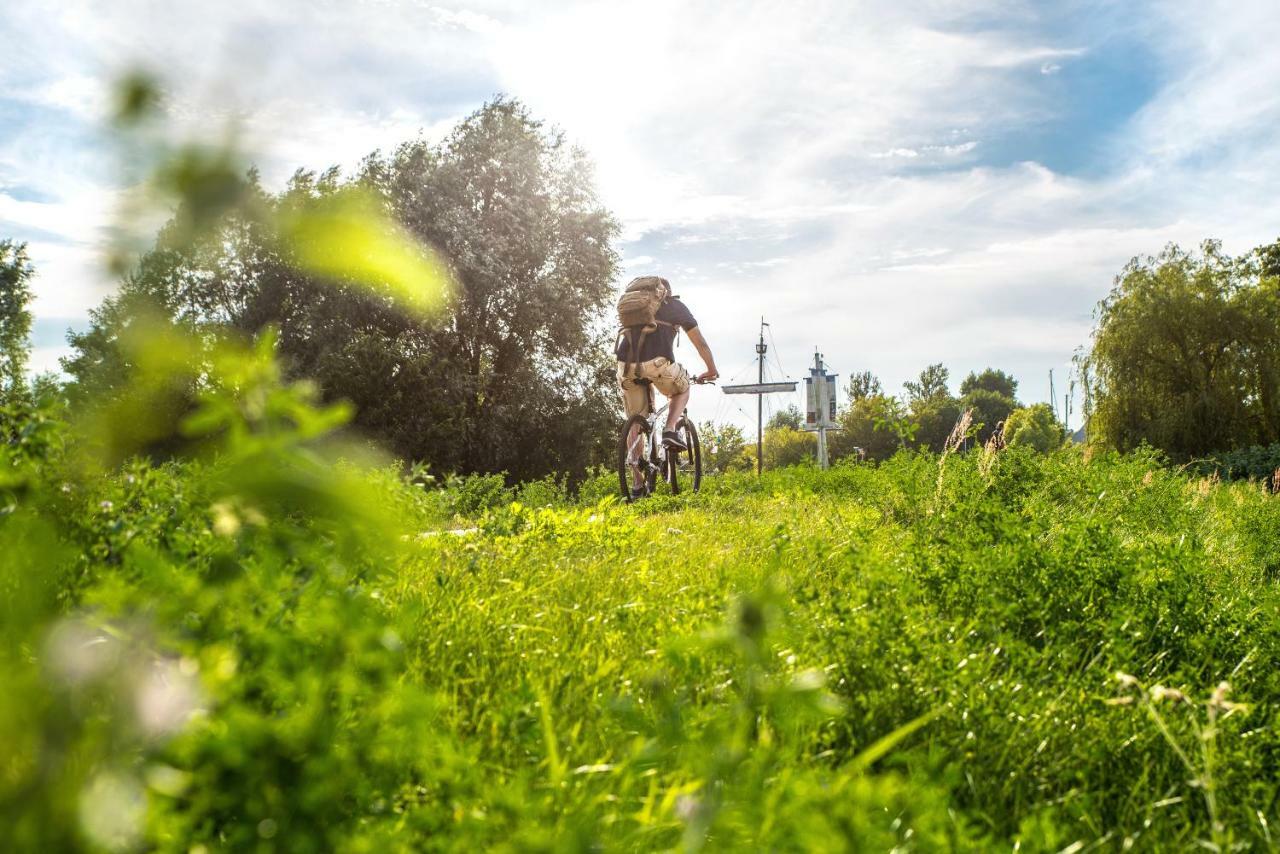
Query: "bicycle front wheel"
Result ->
[[618, 414, 656, 501], [666, 417, 702, 495]]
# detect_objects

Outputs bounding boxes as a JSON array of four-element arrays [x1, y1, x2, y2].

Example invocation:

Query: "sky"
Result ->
[[3, 0, 1280, 432]]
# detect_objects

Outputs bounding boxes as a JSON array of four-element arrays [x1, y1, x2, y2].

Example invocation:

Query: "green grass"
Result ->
[[388, 452, 1280, 850], [5, 356, 1280, 850]]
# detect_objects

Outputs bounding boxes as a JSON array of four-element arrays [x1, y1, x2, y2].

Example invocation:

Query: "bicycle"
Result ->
[[617, 379, 708, 501]]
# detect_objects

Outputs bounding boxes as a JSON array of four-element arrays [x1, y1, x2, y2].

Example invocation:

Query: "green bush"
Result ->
[[516, 473, 569, 508], [447, 471, 513, 517], [1004, 402, 1064, 452], [1193, 442, 1280, 484], [763, 425, 816, 468]]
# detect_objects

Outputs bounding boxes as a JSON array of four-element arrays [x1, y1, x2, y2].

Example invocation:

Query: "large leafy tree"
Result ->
[[904, 363, 949, 405], [766, 404, 803, 431], [0, 240, 34, 400], [763, 424, 815, 468], [1258, 235, 1280, 280], [959, 368, 1019, 444], [959, 368, 1017, 400], [65, 99, 621, 481], [902, 363, 961, 452], [829, 394, 904, 462], [1084, 241, 1268, 459], [846, 370, 882, 401], [699, 421, 752, 473]]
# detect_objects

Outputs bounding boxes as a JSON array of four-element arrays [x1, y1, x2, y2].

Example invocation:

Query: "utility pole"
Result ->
[[722, 319, 797, 476], [814, 351, 828, 469], [756, 320, 766, 476], [1049, 369, 1057, 423]]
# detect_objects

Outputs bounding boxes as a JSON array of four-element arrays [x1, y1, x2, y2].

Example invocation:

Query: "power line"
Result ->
[[726, 355, 758, 384], [765, 323, 790, 380]]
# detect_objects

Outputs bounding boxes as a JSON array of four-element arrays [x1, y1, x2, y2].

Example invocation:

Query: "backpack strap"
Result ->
[[620, 323, 657, 378], [618, 319, 676, 379]]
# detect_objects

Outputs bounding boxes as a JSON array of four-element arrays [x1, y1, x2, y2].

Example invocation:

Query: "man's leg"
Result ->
[[619, 372, 650, 492], [627, 420, 644, 490], [665, 388, 690, 433]]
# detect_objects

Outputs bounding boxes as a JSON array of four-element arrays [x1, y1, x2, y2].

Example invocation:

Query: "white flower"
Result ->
[[135, 659, 204, 737]]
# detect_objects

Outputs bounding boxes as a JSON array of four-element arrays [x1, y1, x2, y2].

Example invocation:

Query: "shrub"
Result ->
[[1192, 442, 1280, 484], [1004, 403, 1063, 452], [763, 425, 816, 468], [447, 471, 513, 517], [516, 473, 568, 507]]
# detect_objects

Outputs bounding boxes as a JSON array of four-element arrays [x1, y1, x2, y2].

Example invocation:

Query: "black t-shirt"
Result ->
[[616, 298, 698, 363]]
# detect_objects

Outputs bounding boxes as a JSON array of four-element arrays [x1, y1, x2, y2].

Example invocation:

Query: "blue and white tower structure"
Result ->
[[803, 350, 839, 469]]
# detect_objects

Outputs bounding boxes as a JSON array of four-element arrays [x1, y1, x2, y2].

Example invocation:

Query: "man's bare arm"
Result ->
[[686, 326, 719, 382]]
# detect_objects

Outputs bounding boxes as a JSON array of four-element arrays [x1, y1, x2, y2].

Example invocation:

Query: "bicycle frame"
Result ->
[[623, 388, 670, 488]]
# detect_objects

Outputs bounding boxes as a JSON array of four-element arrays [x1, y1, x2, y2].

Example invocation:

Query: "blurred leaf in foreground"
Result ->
[[278, 186, 453, 317], [111, 70, 162, 127]]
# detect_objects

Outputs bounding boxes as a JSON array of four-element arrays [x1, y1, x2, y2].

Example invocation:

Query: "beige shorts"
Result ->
[[618, 357, 691, 417]]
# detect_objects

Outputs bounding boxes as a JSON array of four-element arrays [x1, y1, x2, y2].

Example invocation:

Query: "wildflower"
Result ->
[[1149, 685, 1189, 704], [1208, 681, 1246, 717], [210, 502, 240, 537], [135, 658, 204, 737], [675, 795, 700, 821]]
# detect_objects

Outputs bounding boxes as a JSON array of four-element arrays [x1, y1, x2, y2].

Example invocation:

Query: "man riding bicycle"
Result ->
[[615, 276, 719, 454]]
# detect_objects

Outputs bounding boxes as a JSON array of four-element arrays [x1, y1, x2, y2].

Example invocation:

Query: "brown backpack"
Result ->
[[616, 276, 672, 378]]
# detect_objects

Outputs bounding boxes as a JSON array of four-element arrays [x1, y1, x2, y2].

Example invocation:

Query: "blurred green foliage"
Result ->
[[763, 424, 816, 468], [1191, 442, 1280, 485], [698, 421, 752, 474]]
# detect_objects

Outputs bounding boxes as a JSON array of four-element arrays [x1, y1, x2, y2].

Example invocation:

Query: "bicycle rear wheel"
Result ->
[[618, 414, 656, 501], [666, 417, 702, 495]]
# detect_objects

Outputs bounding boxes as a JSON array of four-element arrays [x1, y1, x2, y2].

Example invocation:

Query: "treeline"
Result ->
[[700, 365, 1061, 472], [705, 238, 1280, 474]]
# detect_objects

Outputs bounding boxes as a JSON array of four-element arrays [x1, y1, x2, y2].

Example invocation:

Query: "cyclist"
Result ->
[[615, 277, 719, 454]]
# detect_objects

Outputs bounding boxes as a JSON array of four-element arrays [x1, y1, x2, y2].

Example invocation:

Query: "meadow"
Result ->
[[4, 339, 1279, 852]]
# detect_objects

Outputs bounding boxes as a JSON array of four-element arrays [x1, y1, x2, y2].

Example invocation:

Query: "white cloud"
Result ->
[[22, 238, 115, 318], [30, 344, 73, 375], [871, 148, 922, 159], [424, 4, 504, 34]]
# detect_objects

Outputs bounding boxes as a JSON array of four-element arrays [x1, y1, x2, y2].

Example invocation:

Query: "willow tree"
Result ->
[[1084, 241, 1280, 459]]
